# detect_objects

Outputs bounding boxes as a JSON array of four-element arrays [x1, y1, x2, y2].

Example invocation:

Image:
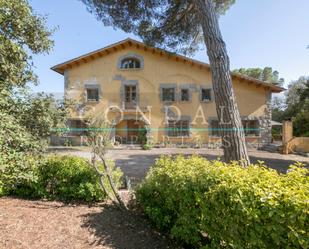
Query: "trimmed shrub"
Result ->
[[137, 156, 309, 248], [4, 155, 123, 202], [36, 155, 123, 202]]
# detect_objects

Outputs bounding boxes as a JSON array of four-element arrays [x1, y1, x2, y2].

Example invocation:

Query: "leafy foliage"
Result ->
[[0, 111, 41, 196], [233, 67, 284, 86], [1, 89, 70, 140], [142, 143, 153, 150], [137, 156, 309, 248], [272, 76, 309, 136], [0, 0, 53, 90], [0, 92, 70, 195], [81, 0, 235, 55], [0, 0, 60, 150], [0, 0, 73, 197], [5, 155, 123, 202], [37, 155, 122, 202]]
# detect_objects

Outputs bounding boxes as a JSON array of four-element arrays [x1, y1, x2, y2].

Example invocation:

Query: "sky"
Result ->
[[29, 0, 309, 95]]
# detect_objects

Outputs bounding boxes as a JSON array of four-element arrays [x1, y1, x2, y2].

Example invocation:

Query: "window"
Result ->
[[168, 120, 190, 137], [124, 85, 137, 109], [209, 119, 260, 137], [242, 120, 260, 136], [210, 120, 220, 136], [125, 85, 137, 102], [162, 87, 176, 101], [86, 88, 99, 101], [201, 88, 212, 102], [68, 119, 87, 135], [180, 88, 190, 101], [120, 58, 141, 69]]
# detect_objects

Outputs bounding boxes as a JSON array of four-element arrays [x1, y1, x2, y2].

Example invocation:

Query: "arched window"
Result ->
[[118, 54, 144, 69], [120, 57, 141, 69]]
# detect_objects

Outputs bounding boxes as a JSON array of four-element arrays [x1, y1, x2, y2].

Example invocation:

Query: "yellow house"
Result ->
[[51, 38, 284, 146]]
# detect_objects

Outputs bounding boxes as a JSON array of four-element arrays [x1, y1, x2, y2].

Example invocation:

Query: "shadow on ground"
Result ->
[[81, 204, 179, 249], [248, 156, 308, 173]]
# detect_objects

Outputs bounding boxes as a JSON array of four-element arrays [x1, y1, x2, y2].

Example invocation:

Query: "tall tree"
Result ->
[[81, 0, 251, 165], [271, 76, 309, 137], [0, 0, 53, 91], [233, 67, 284, 86], [0, 0, 56, 149], [286, 76, 308, 107], [285, 76, 309, 136], [0, 0, 68, 193]]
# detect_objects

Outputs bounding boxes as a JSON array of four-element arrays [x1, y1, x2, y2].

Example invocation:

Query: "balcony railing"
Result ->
[[107, 101, 150, 113], [124, 101, 136, 110]]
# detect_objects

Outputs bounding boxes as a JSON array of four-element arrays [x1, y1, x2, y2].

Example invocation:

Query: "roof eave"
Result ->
[[51, 66, 64, 75], [51, 38, 286, 93]]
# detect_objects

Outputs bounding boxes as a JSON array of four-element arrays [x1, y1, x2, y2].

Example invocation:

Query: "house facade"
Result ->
[[51, 38, 284, 146]]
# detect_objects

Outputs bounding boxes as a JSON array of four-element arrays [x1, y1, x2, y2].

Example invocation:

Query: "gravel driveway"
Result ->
[[50, 147, 309, 185]]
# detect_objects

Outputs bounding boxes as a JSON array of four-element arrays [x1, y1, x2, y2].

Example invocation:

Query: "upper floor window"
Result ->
[[121, 58, 141, 69], [85, 83, 100, 102], [201, 88, 212, 102], [86, 88, 99, 102], [162, 87, 176, 102], [180, 88, 190, 101], [118, 53, 144, 70]]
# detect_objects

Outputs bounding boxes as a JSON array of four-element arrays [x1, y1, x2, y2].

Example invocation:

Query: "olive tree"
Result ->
[[86, 116, 127, 209]]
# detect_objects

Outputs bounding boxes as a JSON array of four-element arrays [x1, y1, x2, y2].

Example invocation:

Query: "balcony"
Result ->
[[107, 101, 150, 113], [124, 101, 137, 110]]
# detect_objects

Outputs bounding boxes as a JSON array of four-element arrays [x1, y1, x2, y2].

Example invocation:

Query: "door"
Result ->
[[125, 85, 137, 109], [127, 120, 139, 143]]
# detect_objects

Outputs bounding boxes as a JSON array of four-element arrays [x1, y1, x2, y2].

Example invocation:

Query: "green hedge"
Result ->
[[137, 156, 309, 248], [0, 153, 38, 197], [7, 155, 123, 202]]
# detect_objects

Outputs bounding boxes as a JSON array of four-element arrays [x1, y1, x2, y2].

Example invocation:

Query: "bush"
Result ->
[[36, 155, 123, 202], [137, 156, 309, 248], [3, 155, 123, 202], [0, 153, 39, 197], [142, 143, 153, 150]]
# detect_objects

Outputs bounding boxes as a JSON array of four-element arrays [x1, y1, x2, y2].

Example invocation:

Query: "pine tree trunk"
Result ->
[[195, 0, 250, 166]]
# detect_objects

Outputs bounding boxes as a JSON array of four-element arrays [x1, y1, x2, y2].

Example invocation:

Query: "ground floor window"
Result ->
[[168, 120, 190, 137], [242, 120, 260, 136], [209, 120, 220, 136], [68, 119, 87, 135], [209, 119, 260, 136]]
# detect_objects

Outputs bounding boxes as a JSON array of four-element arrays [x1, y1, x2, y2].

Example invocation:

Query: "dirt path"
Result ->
[[0, 198, 179, 249]]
